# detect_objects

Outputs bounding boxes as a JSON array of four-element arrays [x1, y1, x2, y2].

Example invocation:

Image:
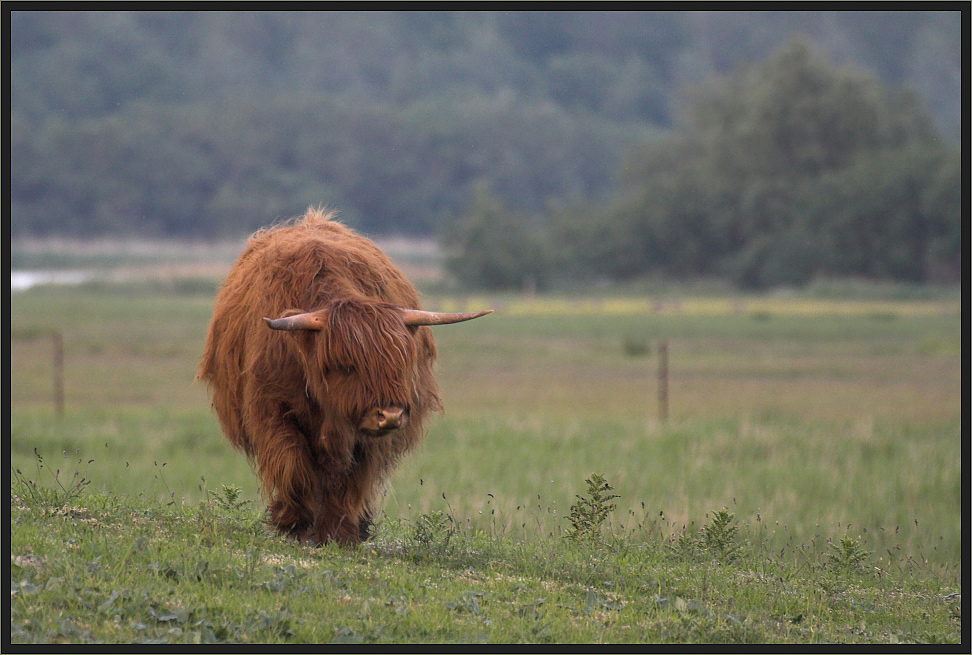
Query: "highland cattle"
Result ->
[[198, 209, 490, 545]]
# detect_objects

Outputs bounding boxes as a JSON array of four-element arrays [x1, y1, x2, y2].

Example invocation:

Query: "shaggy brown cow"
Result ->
[[197, 208, 490, 545]]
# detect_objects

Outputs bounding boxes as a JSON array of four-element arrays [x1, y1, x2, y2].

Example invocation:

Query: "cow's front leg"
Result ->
[[251, 414, 317, 539]]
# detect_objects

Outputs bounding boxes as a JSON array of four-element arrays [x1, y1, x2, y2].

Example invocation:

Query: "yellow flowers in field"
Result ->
[[431, 295, 956, 318]]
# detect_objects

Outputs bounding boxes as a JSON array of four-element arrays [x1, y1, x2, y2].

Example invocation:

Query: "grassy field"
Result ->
[[8, 275, 963, 644]]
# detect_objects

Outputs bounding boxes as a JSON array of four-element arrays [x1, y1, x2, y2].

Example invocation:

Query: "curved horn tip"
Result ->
[[399, 308, 494, 326]]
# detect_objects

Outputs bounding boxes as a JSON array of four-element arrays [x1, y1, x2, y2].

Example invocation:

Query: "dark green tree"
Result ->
[[613, 39, 955, 287], [443, 186, 547, 291], [792, 144, 961, 283]]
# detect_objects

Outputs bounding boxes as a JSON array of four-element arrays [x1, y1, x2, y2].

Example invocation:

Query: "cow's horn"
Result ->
[[398, 308, 493, 326], [264, 311, 326, 331]]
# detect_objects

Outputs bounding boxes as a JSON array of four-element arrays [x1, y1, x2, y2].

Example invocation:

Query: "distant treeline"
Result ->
[[445, 42, 961, 289], [10, 11, 962, 288]]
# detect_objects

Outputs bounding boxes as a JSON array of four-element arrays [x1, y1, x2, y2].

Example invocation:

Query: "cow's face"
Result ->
[[280, 301, 416, 435], [318, 308, 417, 435], [265, 299, 490, 435]]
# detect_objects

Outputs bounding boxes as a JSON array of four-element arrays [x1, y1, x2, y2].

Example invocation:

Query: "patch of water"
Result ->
[[10, 270, 93, 292]]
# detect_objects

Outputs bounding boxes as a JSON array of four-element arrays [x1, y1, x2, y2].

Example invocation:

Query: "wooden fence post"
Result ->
[[657, 340, 669, 422], [52, 330, 64, 418]]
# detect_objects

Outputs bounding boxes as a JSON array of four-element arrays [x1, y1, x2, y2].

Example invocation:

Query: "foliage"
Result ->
[[441, 38, 961, 290], [606, 39, 960, 289], [407, 510, 459, 556], [669, 508, 743, 562], [443, 186, 549, 291], [828, 536, 871, 574], [8, 12, 656, 239], [564, 473, 619, 544], [195, 485, 263, 547], [207, 485, 251, 514], [789, 144, 962, 284], [670, 508, 742, 563], [698, 509, 742, 562], [10, 12, 960, 246]]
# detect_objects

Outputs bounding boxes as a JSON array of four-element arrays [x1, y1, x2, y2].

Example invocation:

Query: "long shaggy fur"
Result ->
[[197, 208, 440, 545]]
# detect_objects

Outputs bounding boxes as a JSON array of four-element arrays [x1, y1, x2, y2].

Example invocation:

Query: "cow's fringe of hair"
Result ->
[[197, 208, 441, 545]]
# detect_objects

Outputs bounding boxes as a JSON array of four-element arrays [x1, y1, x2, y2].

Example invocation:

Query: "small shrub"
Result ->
[[668, 508, 741, 562], [622, 336, 651, 358], [668, 529, 701, 559], [208, 484, 251, 514], [409, 510, 457, 553], [828, 535, 870, 573], [699, 508, 741, 562], [564, 473, 618, 543], [195, 484, 258, 544]]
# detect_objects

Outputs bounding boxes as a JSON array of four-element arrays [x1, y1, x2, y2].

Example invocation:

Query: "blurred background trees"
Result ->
[[10, 11, 962, 288], [442, 186, 548, 292], [597, 40, 959, 288]]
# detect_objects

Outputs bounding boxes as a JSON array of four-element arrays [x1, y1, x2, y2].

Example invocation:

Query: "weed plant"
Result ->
[[564, 473, 619, 544]]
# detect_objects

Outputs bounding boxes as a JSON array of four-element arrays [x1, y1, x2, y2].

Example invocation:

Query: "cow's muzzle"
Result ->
[[359, 407, 409, 435]]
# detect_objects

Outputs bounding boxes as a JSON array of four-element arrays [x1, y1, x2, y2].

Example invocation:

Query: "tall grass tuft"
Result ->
[[12, 448, 91, 508]]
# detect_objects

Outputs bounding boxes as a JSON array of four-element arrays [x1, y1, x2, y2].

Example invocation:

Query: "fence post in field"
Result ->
[[657, 340, 669, 422], [52, 330, 64, 418]]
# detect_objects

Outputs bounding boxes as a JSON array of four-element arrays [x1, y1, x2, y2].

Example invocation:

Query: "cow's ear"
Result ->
[[397, 308, 492, 326], [264, 309, 328, 331]]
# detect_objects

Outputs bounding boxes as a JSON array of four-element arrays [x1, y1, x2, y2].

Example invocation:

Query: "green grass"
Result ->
[[9, 282, 963, 644], [9, 480, 961, 644]]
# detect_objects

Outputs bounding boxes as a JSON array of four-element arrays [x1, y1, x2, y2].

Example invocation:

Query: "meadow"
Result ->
[[8, 271, 963, 644]]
